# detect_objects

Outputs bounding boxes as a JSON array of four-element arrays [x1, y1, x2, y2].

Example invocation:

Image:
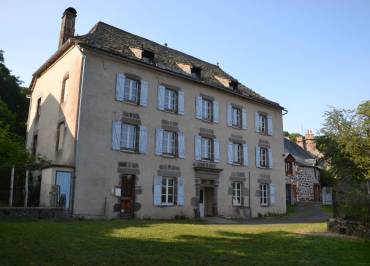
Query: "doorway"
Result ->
[[199, 187, 214, 217], [120, 175, 135, 217], [313, 184, 321, 202], [286, 184, 292, 204], [55, 171, 72, 208]]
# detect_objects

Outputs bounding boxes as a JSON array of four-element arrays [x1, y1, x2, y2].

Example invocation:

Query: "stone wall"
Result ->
[[0, 207, 71, 219], [286, 166, 320, 201], [328, 218, 370, 238]]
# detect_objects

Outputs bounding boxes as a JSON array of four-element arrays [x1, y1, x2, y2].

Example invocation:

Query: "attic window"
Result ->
[[229, 80, 238, 91], [191, 66, 201, 79], [142, 50, 154, 63]]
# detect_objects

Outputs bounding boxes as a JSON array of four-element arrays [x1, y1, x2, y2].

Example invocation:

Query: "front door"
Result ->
[[199, 188, 205, 217], [55, 171, 72, 208], [286, 184, 292, 204], [121, 175, 135, 216], [313, 184, 321, 201]]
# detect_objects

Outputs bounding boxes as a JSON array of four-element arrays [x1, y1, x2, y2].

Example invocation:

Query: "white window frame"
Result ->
[[123, 78, 139, 103], [120, 123, 137, 151], [161, 177, 175, 206], [260, 147, 268, 168], [232, 182, 242, 206], [164, 87, 178, 112], [162, 130, 177, 156], [231, 106, 241, 128], [232, 143, 243, 164], [260, 183, 269, 206], [259, 114, 267, 134], [201, 137, 213, 161], [201, 98, 213, 121]]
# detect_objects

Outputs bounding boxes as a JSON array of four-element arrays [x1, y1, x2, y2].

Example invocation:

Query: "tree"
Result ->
[[316, 101, 370, 223], [283, 131, 302, 143]]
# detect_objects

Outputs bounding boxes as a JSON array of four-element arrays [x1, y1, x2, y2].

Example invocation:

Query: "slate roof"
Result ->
[[284, 138, 316, 167], [30, 21, 284, 109]]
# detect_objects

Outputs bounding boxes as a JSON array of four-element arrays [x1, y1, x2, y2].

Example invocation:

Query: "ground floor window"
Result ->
[[232, 182, 242, 206], [55, 171, 72, 208], [260, 183, 269, 206], [161, 177, 175, 205]]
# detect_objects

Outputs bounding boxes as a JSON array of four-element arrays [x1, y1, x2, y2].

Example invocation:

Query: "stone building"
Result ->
[[284, 138, 321, 204], [26, 8, 287, 219]]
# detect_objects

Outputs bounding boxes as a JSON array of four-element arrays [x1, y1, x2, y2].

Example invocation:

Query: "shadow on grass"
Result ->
[[0, 219, 369, 266]]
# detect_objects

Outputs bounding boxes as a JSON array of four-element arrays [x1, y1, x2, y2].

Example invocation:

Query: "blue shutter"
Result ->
[[267, 115, 273, 136], [115, 73, 125, 101], [112, 121, 121, 150], [242, 108, 248, 129], [270, 183, 276, 206], [227, 104, 232, 126], [178, 90, 185, 115], [154, 176, 162, 206], [227, 142, 233, 164], [255, 112, 260, 133], [155, 128, 163, 155], [194, 136, 201, 161], [256, 146, 261, 168], [196, 96, 202, 119], [139, 126, 147, 153], [214, 139, 220, 162], [213, 101, 219, 123], [140, 80, 149, 106], [177, 176, 184, 206], [178, 131, 185, 159], [243, 144, 249, 166], [157, 85, 165, 110], [268, 148, 273, 168]]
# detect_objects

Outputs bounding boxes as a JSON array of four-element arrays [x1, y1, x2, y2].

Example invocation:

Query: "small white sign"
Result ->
[[114, 187, 121, 197]]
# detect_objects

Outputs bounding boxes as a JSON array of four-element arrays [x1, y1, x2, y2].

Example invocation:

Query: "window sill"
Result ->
[[197, 118, 216, 124], [116, 99, 140, 107], [230, 125, 243, 130], [158, 204, 176, 207], [161, 154, 178, 159], [159, 109, 182, 116], [232, 204, 243, 207], [119, 149, 141, 154], [230, 163, 246, 167]]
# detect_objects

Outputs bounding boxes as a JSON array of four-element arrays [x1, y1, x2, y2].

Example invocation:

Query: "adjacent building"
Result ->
[[26, 8, 286, 219]]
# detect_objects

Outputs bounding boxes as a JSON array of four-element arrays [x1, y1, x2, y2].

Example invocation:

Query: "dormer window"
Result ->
[[142, 50, 154, 64], [191, 66, 201, 79], [229, 80, 238, 91]]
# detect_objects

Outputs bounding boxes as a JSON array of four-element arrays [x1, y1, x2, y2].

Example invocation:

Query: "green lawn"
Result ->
[[0, 219, 369, 266]]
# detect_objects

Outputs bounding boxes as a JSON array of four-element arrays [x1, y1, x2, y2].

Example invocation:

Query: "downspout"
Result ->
[[248, 171, 251, 208], [71, 47, 86, 216]]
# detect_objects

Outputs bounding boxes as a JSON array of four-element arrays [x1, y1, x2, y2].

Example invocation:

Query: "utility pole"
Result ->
[[9, 167, 14, 207], [24, 170, 29, 207]]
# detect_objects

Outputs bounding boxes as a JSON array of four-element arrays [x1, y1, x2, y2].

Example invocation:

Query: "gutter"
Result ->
[[71, 47, 86, 216]]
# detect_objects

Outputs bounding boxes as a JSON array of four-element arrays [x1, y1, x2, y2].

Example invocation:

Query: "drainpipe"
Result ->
[[248, 171, 251, 208], [71, 47, 86, 216]]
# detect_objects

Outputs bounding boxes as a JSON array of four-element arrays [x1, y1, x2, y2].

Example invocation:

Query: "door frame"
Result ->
[[120, 174, 136, 217]]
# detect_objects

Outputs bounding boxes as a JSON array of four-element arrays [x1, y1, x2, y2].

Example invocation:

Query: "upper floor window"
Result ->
[[142, 50, 154, 64], [164, 87, 178, 112], [196, 96, 219, 123], [194, 135, 220, 162], [56, 122, 66, 151], [155, 128, 185, 158], [121, 123, 137, 151], [232, 182, 242, 206], [285, 161, 294, 176], [228, 142, 248, 166], [124, 78, 139, 103], [227, 104, 247, 129], [255, 112, 273, 136], [35, 98, 42, 119], [112, 120, 147, 154], [158, 85, 184, 115], [191, 66, 201, 79], [32, 134, 38, 156], [61, 76, 69, 103], [162, 130, 177, 156], [256, 146, 273, 169], [116, 73, 148, 107]]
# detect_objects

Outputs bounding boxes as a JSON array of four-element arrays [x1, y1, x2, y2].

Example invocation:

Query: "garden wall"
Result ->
[[328, 218, 370, 238]]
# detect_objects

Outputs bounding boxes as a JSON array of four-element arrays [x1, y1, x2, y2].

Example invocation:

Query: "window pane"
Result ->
[[121, 123, 136, 150]]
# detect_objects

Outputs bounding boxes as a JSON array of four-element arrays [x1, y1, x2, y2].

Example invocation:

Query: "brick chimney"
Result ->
[[296, 135, 306, 150], [58, 7, 77, 49]]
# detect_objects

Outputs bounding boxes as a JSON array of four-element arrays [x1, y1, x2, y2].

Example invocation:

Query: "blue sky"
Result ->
[[1, 0, 369, 134]]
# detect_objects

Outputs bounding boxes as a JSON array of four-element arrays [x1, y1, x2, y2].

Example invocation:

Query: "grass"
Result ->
[[286, 203, 297, 215], [0, 219, 369, 266], [322, 204, 334, 215]]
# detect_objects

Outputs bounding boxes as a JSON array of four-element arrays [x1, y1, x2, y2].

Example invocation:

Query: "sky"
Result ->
[[1, 0, 369, 134]]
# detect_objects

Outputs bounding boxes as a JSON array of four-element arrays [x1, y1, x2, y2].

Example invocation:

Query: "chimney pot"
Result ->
[[58, 7, 77, 49]]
